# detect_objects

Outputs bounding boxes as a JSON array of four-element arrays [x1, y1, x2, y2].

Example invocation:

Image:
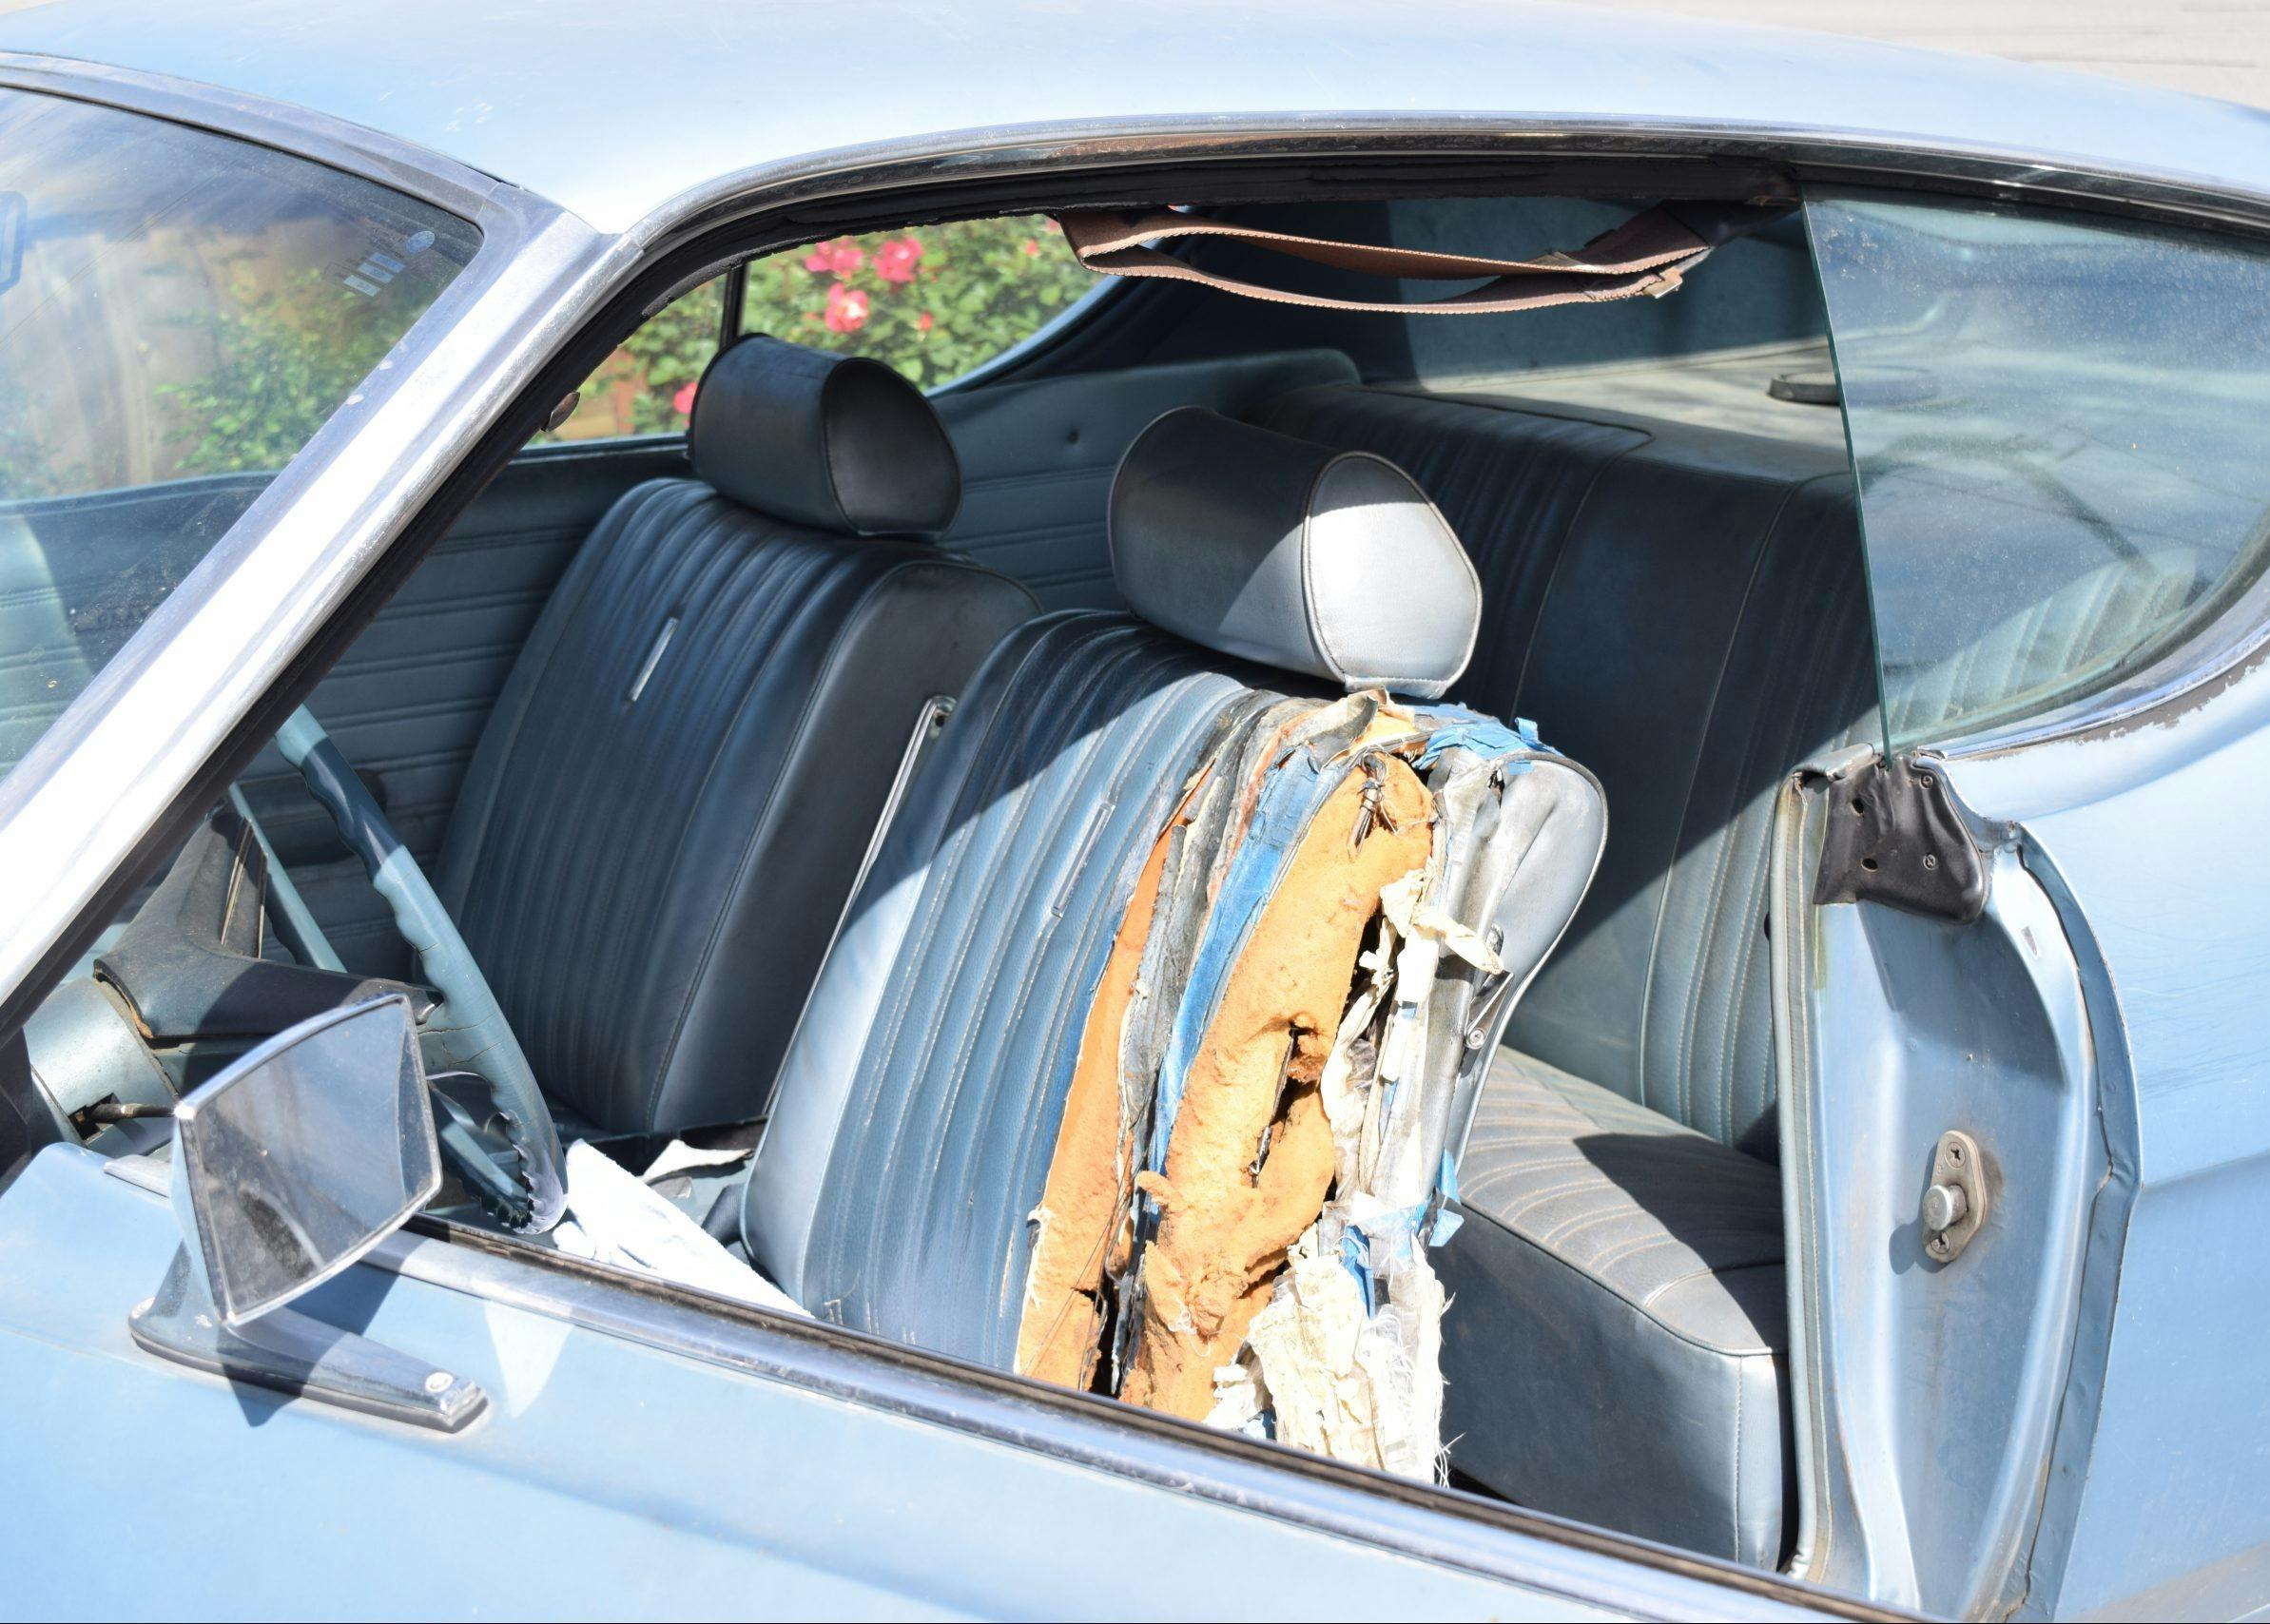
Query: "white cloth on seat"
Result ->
[[554, 1140, 806, 1317]]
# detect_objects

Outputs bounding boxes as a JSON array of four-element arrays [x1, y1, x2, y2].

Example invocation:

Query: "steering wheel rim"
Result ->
[[275, 706, 566, 1231]]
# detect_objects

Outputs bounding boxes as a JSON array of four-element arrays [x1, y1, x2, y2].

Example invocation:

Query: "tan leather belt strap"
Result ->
[[1056, 202, 1782, 315]]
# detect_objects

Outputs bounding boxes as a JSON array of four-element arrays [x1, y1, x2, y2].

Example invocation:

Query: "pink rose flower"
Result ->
[[672, 380, 697, 418], [825, 282, 870, 334], [916, 311, 934, 333], [875, 236, 924, 284], [803, 238, 864, 276]]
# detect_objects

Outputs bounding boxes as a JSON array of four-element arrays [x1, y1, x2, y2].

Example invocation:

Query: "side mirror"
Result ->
[[131, 996, 485, 1430], [171, 994, 440, 1329]]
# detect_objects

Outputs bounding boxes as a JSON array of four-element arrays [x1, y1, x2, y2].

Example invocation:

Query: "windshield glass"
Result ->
[[0, 87, 478, 773]]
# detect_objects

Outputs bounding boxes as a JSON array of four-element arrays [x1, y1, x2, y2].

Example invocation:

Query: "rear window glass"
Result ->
[[1806, 189, 2270, 748]]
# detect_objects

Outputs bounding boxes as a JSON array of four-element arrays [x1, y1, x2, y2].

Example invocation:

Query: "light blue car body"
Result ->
[[0, 4, 2266, 1618]]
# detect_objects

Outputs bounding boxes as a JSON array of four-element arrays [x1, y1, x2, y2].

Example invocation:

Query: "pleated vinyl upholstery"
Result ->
[[437, 476, 1033, 1133], [747, 611, 1285, 1367], [1251, 381, 1874, 1564], [1438, 1048, 1791, 1567], [1256, 385, 1877, 1157]]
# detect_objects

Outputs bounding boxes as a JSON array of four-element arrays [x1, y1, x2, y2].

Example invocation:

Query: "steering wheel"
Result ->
[[272, 706, 566, 1232]]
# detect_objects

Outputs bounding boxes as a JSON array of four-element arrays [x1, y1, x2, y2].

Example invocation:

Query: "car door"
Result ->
[[0, 1133, 1872, 1621], [1778, 186, 2270, 1622]]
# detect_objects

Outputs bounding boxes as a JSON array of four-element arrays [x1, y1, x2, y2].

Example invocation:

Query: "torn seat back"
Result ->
[[1019, 688, 1602, 1479], [743, 411, 1602, 1477]]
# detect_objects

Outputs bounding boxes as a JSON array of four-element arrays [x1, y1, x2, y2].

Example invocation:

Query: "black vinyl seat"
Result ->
[[434, 338, 1036, 1136], [1255, 381, 1879, 1567]]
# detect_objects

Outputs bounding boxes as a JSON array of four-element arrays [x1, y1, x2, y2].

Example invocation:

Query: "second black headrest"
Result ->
[[689, 335, 961, 538]]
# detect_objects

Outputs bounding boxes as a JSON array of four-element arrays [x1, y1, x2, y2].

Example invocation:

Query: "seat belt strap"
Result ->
[[1056, 200, 1789, 315]]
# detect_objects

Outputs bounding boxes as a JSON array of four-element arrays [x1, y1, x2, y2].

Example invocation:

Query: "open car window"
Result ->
[[1805, 188, 2270, 749], [734, 215, 1093, 387], [0, 87, 478, 777], [541, 215, 1095, 443]]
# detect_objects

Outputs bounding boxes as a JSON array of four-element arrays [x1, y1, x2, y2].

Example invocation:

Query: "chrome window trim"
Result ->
[[629, 116, 2270, 261], [0, 52, 503, 220]]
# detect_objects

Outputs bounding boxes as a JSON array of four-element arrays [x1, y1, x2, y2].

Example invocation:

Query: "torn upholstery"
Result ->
[[1012, 413, 1608, 1477], [746, 410, 1601, 1480]]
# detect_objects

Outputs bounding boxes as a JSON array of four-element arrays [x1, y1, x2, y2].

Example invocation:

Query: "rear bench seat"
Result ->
[[1253, 383, 1878, 1567]]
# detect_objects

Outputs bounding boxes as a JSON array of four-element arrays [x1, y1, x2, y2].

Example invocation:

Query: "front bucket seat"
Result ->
[[436, 337, 1036, 1136], [742, 410, 1605, 1373]]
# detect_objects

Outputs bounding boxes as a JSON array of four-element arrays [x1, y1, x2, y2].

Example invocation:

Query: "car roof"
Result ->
[[3, 0, 2267, 235]]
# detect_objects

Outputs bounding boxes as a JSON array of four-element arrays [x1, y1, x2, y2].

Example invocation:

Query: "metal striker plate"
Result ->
[[1922, 1129, 1988, 1265]]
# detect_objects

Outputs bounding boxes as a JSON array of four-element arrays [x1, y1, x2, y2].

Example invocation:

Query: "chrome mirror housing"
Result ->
[[169, 994, 440, 1329], [130, 995, 485, 1431]]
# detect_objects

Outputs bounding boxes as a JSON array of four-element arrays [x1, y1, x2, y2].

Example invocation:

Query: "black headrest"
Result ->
[[1108, 408, 1480, 698], [689, 336, 961, 537]]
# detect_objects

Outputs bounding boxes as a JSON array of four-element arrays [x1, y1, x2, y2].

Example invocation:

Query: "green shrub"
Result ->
[[113, 215, 1096, 459], [746, 215, 1093, 388], [584, 276, 725, 438], [156, 266, 417, 477]]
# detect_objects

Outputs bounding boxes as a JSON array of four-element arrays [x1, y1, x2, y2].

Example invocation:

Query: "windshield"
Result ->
[[0, 87, 478, 774]]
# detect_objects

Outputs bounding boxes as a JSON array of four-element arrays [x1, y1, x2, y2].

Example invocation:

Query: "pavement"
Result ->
[[1564, 0, 2270, 109], [0, 0, 2260, 115], [0, 0, 2262, 110]]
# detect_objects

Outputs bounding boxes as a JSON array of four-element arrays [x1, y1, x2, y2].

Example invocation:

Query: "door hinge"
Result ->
[[1813, 751, 1987, 922]]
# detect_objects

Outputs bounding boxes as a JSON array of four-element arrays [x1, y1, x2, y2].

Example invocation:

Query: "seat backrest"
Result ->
[[745, 410, 1602, 1364], [1256, 384, 1878, 1157], [437, 338, 1036, 1136]]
